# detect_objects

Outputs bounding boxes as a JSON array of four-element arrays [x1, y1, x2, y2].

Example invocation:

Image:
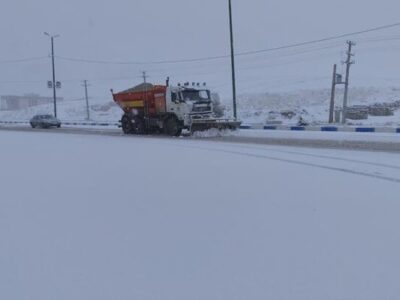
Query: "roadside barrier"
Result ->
[[62, 121, 119, 127], [0, 121, 28, 125], [0, 120, 119, 127], [1, 120, 399, 133], [240, 124, 400, 133]]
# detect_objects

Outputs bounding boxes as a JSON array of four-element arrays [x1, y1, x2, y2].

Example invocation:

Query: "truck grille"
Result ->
[[192, 105, 211, 113]]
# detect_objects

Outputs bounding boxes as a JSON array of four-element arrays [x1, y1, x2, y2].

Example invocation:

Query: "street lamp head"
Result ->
[[44, 32, 60, 38]]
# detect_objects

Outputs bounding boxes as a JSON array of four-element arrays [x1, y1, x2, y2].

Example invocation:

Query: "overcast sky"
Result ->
[[1, 0, 400, 102]]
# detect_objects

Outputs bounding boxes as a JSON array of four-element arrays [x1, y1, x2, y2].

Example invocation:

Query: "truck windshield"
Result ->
[[182, 90, 210, 101]]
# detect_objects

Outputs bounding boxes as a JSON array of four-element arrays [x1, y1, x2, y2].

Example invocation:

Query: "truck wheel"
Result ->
[[164, 117, 182, 137], [121, 115, 134, 134], [133, 117, 146, 135]]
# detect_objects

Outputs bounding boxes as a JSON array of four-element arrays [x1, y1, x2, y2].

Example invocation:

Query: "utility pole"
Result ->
[[329, 64, 337, 123], [228, 0, 237, 119], [44, 32, 60, 118], [342, 40, 356, 124], [142, 71, 149, 130], [329, 64, 345, 123], [142, 71, 147, 85], [82, 80, 90, 120]]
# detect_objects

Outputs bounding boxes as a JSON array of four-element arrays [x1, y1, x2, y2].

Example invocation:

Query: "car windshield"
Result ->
[[181, 89, 210, 101]]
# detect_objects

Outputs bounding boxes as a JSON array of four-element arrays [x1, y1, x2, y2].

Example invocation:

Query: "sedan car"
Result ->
[[30, 114, 61, 128]]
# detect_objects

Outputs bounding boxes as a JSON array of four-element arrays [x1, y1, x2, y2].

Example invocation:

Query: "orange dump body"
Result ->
[[112, 85, 168, 115]]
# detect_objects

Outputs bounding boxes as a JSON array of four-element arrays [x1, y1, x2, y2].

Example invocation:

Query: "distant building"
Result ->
[[0, 94, 63, 111]]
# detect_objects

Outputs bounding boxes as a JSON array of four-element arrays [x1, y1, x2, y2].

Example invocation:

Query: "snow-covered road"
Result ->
[[2, 125, 400, 153], [1, 130, 400, 300]]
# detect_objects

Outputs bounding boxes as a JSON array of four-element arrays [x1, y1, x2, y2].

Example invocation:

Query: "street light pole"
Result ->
[[228, 0, 237, 119], [44, 32, 59, 118]]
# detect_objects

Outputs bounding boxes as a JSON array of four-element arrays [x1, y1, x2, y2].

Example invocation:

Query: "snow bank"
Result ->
[[191, 128, 239, 138]]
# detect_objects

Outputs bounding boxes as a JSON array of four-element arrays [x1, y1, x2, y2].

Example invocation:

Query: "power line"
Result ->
[[1, 32, 399, 72], [54, 21, 400, 65], [0, 56, 48, 64], [0, 79, 46, 84], [36, 44, 367, 83], [235, 22, 400, 57], [2, 34, 400, 85]]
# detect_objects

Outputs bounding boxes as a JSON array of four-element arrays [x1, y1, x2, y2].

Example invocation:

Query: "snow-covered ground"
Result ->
[[1, 130, 400, 300], [232, 86, 400, 126], [1, 86, 400, 127]]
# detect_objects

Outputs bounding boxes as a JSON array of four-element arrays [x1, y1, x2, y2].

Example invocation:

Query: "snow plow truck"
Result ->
[[111, 81, 241, 136]]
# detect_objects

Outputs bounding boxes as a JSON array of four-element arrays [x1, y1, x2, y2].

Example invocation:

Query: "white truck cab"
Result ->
[[166, 85, 214, 127]]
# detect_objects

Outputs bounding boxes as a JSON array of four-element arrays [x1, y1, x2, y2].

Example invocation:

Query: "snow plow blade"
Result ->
[[190, 118, 242, 132]]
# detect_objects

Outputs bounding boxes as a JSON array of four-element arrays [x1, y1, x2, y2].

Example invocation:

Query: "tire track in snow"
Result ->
[[206, 135, 400, 154], [171, 143, 400, 184], [1, 125, 400, 182], [203, 143, 400, 171]]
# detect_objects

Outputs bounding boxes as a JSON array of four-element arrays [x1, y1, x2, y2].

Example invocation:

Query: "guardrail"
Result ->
[[0, 120, 119, 127], [62, 121, 119, 127], [240, 124, 400, 133], [0, 120, 28, 125], [1, 120, 399, 133]]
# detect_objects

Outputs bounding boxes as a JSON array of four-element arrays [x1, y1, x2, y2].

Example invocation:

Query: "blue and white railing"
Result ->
[[1, 120, 400, 133], [239, 124, 400, 133], [0, 120, 119, 127]]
